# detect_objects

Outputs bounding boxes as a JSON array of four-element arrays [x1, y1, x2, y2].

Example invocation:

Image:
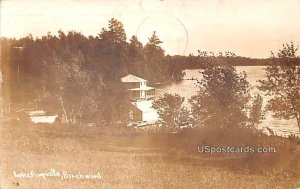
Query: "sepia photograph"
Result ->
[[0, 0, 299, 188]]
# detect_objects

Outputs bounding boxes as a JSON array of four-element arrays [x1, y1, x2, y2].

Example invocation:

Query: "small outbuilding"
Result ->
[[25, 110, 58, 124], [130, 100, 159, 122]]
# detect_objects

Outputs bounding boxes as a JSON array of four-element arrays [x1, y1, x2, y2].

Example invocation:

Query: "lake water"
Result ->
[[156, 66, 300, 137]]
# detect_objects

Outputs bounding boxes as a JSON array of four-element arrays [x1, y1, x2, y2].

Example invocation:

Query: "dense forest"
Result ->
[[0, 18, 186, 125]]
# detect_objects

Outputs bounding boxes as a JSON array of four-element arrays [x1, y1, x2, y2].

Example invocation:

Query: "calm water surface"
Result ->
[[156, 66, 300, 137]]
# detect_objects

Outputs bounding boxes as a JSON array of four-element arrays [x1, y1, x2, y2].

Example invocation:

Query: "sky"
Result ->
[[1, 0, 300, 58]]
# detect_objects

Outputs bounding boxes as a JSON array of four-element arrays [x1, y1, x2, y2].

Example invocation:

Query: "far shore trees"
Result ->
[[259, 42, 300, 131]]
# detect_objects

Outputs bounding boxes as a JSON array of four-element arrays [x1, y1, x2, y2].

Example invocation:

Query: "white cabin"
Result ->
[[121, 74, 155, 101], [121, 74, 159, 122]]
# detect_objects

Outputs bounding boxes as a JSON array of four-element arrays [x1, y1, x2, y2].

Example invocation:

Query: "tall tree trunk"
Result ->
[[296, 115, 300, 131], [58, 96, 68, 123]]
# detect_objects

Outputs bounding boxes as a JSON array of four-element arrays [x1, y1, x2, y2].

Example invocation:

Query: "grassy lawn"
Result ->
[[0, 119, 299, 189]]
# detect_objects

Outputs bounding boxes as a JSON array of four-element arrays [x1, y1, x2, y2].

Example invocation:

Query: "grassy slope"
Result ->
[[0, 119, 299, 189]]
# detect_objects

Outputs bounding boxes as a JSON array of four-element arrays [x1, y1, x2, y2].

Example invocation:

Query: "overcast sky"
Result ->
[[1, 0, 300, 58]]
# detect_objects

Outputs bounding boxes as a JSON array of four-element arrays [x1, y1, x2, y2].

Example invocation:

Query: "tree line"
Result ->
[[173, 52, 300, 70]]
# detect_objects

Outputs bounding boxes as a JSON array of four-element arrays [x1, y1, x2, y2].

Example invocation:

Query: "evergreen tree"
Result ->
[[98, 18, 129, 80], [145, 31, 164, 60], [129, 35, 144, 59]]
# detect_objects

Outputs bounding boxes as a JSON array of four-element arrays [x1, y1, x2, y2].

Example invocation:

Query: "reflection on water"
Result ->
[[156, 66, 300, 137]]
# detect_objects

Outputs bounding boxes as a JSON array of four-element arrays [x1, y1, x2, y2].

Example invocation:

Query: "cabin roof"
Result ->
[[26, 110, 47, 116], [129, 86, 154, 91], [121, 74, 147, 83]]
